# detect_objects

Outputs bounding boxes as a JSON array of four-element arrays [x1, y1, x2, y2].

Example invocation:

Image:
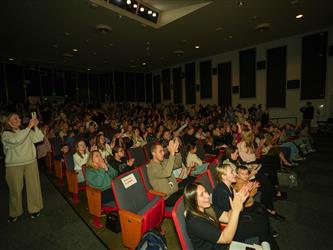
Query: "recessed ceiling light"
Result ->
[[126, 0, 131, 4], [152, 12, 157, 17], [73, 48, 78, 52], [195, 45, 200, 49], [142, 62, 147, 66], [238, 1, 246, 6], [148, 10, 152, 15], [87, 68, 91, 71], [9, 58, 14, 61], [296, 14, 303, 19], [133, 3, 138, 8], [140, 7, 145, 12]]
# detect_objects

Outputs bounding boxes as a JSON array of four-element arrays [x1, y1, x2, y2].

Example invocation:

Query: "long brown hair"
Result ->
[[241, 129, 255, 153], [184, 182, 219, 226], [75, 140, 86, 159]]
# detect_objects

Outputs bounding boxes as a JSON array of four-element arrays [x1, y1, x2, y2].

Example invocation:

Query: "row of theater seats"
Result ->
[[47, 137, 266, 249]]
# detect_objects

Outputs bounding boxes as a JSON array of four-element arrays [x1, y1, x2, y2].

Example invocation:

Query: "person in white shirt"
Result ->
[[186, 142, 208, 176], [73, 140, 89, 183]]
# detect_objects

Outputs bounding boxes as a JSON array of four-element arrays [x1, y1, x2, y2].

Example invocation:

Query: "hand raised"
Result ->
[[127, 158, 135, 166], [28, 119, 35, 129]]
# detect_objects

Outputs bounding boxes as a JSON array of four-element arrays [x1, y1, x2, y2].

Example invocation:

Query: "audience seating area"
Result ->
[[0, 102, 321, 249]]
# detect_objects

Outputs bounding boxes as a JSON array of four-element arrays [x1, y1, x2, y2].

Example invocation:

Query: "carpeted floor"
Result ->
[[1, 134, 333, 250]]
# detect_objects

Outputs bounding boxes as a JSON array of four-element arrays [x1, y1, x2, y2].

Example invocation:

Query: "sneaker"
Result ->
[[272, 230, 280, 238], [8, 216, 18, 222], [268, 212, 286, 221], [31, 212, 40, 219]]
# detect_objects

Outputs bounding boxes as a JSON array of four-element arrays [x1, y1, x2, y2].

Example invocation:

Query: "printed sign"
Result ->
[[121, 173, 137, 189]]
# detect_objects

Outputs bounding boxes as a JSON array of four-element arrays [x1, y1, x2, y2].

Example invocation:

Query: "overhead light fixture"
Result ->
[[73, 48, 78, 52], [238, 1, 246, 6], [87, 68, 91, 71], [9, 58, 14, 61], [195, 45, 200, 49], [296, 14, 303, 19], [142, 62, 147, 66], [97, 1, 159, 24]]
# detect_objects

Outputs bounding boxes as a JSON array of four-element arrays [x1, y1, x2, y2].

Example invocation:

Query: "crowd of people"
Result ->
[[0, 101, 316, 250]]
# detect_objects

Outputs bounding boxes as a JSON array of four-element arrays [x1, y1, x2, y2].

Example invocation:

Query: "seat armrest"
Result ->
[[148, 189, 167, 197], [119, 209, 143, 223]]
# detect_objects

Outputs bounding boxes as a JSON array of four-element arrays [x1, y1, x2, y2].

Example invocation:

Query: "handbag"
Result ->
[[106, 212, 121, 233], [277, 170, 298, 188]]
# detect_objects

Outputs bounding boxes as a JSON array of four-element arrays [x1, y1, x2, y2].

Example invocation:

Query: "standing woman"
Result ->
[[1, 113, 44, 222]]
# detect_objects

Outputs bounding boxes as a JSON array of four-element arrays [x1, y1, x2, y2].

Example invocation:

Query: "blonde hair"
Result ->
[[86, 150, 101, 169], [241, 129, 255, 153], [215, 163, 232, 183]]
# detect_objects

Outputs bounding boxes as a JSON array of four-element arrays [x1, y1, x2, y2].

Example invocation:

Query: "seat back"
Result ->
[[196, 140, 206, 160], [63, 152, 75, 171], [127, 147, 148, 168], [113, 168, 165, 249], [145, 143, 153, 160], [208, 159, 219, 187], [112, 168, 149, 213], [195, 170, 215, 194], [180, 145, 188, 164], [172, 195, 194, 250], [49, 137, 63, 160], [138, 165, 153, 190]]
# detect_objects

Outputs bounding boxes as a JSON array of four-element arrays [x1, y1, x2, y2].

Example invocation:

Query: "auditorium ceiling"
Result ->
[[0, 0, 333, 72]]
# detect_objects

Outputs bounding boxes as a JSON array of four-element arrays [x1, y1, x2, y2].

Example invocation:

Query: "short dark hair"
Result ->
[[236, 165, 249, 173], [150, 141, 162, 153]]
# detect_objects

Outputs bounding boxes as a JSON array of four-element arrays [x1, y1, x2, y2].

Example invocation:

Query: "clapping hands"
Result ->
[[167, 138, 179, 155], [229, 185, 249, 213]]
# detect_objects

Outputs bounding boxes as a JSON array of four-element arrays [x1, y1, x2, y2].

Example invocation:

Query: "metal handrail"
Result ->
[[270, 116, 297, 126]]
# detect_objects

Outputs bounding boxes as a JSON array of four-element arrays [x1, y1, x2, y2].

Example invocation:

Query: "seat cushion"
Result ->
[[137, 196, 160, 215]]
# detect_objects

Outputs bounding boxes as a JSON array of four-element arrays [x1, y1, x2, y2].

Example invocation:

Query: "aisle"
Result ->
[[271, 134, 333, 250], [0, 166, 106, 250]]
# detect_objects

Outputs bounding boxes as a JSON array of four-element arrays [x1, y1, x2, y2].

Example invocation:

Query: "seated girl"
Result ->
[[73, 140, 89, 183], [96, 133, 113, 160], [184, 182, 248, 250], [85, 150, 118, 204], [186, 142, 208, 176]]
